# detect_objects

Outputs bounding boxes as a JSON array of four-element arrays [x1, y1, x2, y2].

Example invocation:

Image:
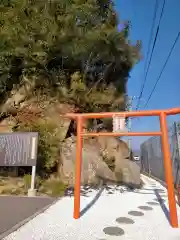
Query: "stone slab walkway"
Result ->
[[3, 175, 180, 240]]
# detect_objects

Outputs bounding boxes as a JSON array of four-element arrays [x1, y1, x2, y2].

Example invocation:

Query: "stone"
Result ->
[[0, 119, 13, 132], [59, 136, 140, 187], [128, 210, 144, 216], [97, 136, 140, 187], [115, 158, 141, 188], [147, 201, 159, 205], [59, 137, 115, 185], [28, 189, 37, 197], [103, 226, 125, 236], [138, 206, 153, 211], [116, 217, 135, 224]]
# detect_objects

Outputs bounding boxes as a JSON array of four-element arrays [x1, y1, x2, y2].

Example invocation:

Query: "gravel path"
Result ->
[[3, 175, 180, 240]]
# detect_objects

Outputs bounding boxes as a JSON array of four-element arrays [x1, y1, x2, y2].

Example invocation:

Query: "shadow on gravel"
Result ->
[[65, 184, 126, 218], [80, 186, 104, 217], [64, 186, 92, 197], [65, 184, 126, 198], [126, 186, 170, 223], [125, 187, 167, 196], [154, 189, 170, 224]]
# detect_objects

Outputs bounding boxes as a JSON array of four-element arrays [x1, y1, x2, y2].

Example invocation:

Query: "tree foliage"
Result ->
[[0, 0, 141, 114]]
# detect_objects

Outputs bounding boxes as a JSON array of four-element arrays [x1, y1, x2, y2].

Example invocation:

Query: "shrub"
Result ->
[[14, 118, 60, 174], [23, 174, 43, 190], [39, 178, 67, 197], [23, 174, 31, 190]]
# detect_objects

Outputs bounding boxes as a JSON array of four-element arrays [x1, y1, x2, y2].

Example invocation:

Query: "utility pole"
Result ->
[[127, 96, 145, 153], [127, 96, 132, 152], [125, 95, 146, 155]]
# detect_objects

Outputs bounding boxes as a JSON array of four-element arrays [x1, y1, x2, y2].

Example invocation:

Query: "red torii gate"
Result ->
[[65, 107, 180, 228]]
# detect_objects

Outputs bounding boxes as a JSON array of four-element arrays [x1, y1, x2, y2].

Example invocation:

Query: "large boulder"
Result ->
[[59, 136, 115, 185], [59, 136, 141, 187], [97, 136, 140, 187], [97, 135, 130, 160], [114, 158, 141, 188]]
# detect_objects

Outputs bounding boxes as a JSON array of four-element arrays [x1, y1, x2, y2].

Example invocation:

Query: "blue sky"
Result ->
[[114, 0, 180, 149]]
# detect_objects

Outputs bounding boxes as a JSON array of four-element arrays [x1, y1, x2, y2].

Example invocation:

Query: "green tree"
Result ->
[[0, 0, 141, 123]]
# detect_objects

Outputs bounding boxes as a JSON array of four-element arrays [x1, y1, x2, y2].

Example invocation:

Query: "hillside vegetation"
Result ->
[[0, 0, 141, 196]]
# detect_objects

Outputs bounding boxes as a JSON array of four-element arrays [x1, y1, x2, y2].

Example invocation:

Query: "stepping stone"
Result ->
[[116, 217, 135, 224], [103, 226, 125, 236], [153, 198, 165, 202], [128, 210, 144, 216], [147, 201, 159, 205], [155, 189, 165, 192], [138, 206, 153, 210]]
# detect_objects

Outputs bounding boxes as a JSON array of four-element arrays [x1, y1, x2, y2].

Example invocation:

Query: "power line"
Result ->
[[136, 0, 159, 110], [144, 0, 159, 73], [136, 0, 166, 110], [143, 31, 180, 108]]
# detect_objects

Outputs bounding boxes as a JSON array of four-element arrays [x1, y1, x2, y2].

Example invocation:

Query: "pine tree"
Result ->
[[0, 0, 141, 116]]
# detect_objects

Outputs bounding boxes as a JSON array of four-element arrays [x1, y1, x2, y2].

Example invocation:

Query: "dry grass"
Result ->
[[38, 175, 67, 197], [0, 177, 26, 195], [0, 176, 68, 197]]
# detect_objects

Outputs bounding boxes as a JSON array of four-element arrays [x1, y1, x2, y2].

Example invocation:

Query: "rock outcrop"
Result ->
[[0, 94, 140, 188], [59, 136, 141, 188]]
